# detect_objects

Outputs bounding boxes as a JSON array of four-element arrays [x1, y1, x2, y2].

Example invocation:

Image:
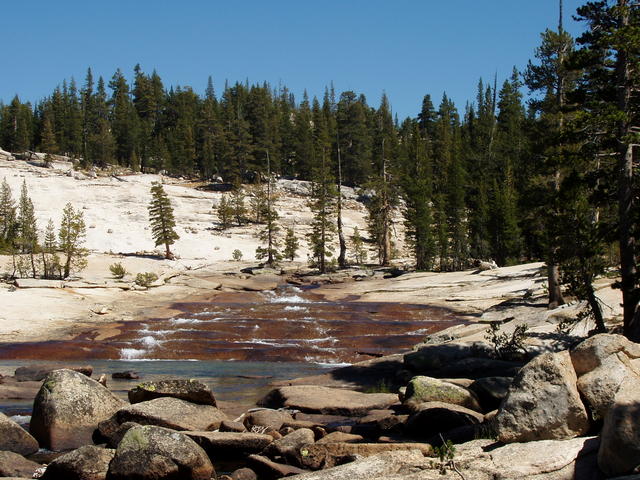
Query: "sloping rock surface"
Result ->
[[258, 386, 397, 416], [115, 397, 227, 431]]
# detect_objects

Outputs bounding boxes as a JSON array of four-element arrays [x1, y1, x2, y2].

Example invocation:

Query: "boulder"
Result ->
[[184, 431, 273, 456], [95, 419, 139, 448], [0, 147, 15, 160], [128, 379, 216, 406], [30, 369, 125, 451], [42, 445, 114, 480], [287, 436, 601, 480], [598, 377, 640, 476], [316, 431, 364, 444], [495, 351, 590, 443], [0, 451, 41, 478], [571, 333, 640, 376], [243, 409, 293, 431], [115, 397, 227, 431], [263, 428, 315, 462], [404, 401, 484, 440], [220, 420, 247, 432], [578, 353, 639, 420], [403, 342, 492, 372], [431, 357, 524, 379], [0, 412, 39, 455], [297, 442, 432, 470], [571, 334, 640, 420], [0, 378, 41, 400], [403, 376, 482, 411], [111, 371, 139, 380], [246, 454, 307, 479], [259, 386, 397, 416], [469, 376, 513, 411], [229, 468, 257, 480], [15, 364, 93, 381], [107, 425, 214, 480]]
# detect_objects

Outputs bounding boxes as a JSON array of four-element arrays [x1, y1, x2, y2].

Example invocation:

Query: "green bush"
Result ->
[[135, 272, 159, 287], [109, 262, 128, 279], [232, 249, 243, 261]]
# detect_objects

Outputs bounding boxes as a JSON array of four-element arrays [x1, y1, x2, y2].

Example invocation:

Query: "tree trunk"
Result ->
[[548, 261, 565, 309], [585, 274, 606, 333], [337, 147, 347, 269]]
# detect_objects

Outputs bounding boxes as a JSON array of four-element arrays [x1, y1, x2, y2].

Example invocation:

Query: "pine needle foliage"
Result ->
[[148, 182, 179, 259]]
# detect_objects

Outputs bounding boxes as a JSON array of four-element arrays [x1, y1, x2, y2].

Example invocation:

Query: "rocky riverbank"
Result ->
[[0, 326, 638, 479]]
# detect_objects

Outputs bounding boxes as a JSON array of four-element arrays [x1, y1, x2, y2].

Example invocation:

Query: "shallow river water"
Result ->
[[0, 285, 461, 414]]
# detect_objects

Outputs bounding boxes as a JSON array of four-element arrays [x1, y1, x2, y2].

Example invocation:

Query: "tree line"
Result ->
[[0, 1, 638, 340]]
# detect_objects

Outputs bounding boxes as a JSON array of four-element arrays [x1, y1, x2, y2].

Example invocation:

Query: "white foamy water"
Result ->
[[170, 318, 204, 325], [120, 348, 147, 360], [140, 336, 163, 347], [304, 337, 337, 344], [9, 415, 31, 425], [269, 294, 311, 304], [284, 305, 309, 312], [242, 339, 299, 348], [304, 356, 352, 368]]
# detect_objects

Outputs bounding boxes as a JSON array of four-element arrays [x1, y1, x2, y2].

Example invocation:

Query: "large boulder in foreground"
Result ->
[[258, 386, 397, 416], [128, 379, 216, 406], [495, 351, 590, 443], [0, 451, 42, 478], [30, 369, 125, 451], [0, 412, 39, 455], [403, 376, 481, 411], [42, 445, 115, 480], [598, 377, 640, 476], [107, 425, 214, 480], [115, 397, 228, 431]]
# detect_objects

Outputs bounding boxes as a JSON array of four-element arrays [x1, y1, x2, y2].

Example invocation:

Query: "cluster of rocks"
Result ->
[[0, 333, 638, 479]]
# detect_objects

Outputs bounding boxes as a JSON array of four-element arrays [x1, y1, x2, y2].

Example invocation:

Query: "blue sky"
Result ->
[[2, 1, 586, 119]]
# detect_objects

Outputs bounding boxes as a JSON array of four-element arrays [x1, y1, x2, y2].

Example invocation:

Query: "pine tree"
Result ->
[[255, 152, 281, 267], [148, 182, 180, 259], [231, 187, 247, 226], [307, 150, 337, 273], [572, 0, 640, 340], [283, 227, 300, 261], [58, 203, 87, 278], [42, 218, 61, 279], [249, 182, 268, 223], [0, 178, 16, 250], [351, 226, 367, 265], [524, 9, 576, 308], [17, 181, 38, 277], [400, 120, 436, 270], [217, 194, 233, 230]]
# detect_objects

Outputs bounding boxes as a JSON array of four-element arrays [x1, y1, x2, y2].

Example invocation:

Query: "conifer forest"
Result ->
[[1, 1, 638, 340]]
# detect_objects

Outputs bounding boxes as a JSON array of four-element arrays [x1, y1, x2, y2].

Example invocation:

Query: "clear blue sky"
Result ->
[[1, 0, 586, 119]]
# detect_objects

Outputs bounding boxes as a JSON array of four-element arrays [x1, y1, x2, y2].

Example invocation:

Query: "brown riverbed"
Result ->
[[0, 286, 462, 365]]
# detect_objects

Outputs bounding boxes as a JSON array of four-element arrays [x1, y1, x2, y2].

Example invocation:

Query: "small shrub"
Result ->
[[232, 249, 243, 261], [109, 262, 128, 279], [135, 272, 159, 287], [485, 322, 529, 360], [430, 439, 458, 475]]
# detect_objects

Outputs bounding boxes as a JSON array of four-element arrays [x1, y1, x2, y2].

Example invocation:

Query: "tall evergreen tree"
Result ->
[[307, 150, 337, 273], [148, 182, 180, 259], [17, 181, 38, 277], [58, 203, 88, 278]]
